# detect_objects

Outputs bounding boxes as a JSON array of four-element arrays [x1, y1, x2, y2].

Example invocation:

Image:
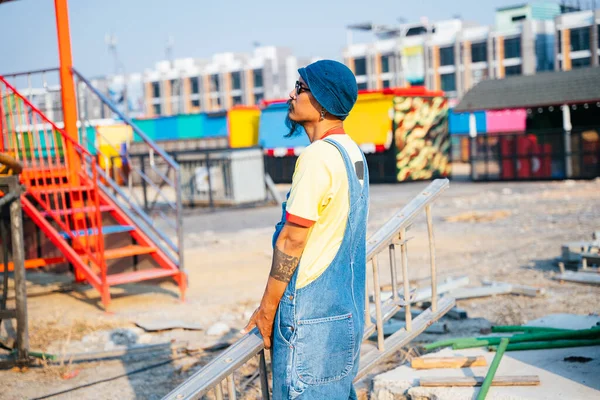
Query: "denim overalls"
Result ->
[[271, 138, 369, 399]]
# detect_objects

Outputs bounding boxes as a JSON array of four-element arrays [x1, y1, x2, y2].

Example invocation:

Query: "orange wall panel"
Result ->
[[163, 80, 172, 116], [563, 29, 571, 71], [144, 82, 154, 117]]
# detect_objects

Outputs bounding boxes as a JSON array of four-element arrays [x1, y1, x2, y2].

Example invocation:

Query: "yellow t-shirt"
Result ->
[[286, 132, 365, 289]]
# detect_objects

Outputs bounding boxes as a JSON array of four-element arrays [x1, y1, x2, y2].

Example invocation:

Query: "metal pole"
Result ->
[[175, 166, 184, 274], [469, 112, 478, 181], [389, 244, 399, 301], [562, 104, 573, 178], [371, 257, 385, 351], [206, 153, 214, 209], [227, 374, 237, 400], [140, 155, 149, 210], [400, 228, 412, 331], [214, 381, 224, 400], [54, 0, 81, 183], [10, 181, 28, 363], [258, 350, 271, 400], [425, 205, 437, 313]]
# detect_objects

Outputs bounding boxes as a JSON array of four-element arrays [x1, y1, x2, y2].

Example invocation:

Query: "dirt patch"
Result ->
[[444, 210, 511, 223]]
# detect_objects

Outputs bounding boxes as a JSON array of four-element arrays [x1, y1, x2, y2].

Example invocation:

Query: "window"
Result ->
[[598, 25, 600, 48], [231, 71, 242, 90], [191, 99, 200, 108], [572, 57, 591, 69], [357, 82, 368, 90], [439, 46, 455, 66], [505, 65, 522, 76], [511, 15, 527, 22], [254, 93, 264, 104], [190, 77, 200, 94], [504, 37, 521, 59], [152, 82, 160, 98], [210, 74, 220, 92], [382, 79, 391, 89], [440, 73, 456, 92], [557, 30, 562, 53], [170, 79, 181, 97], [232, 95, 243, 106], [381, 54, 391, 73], [354, 57, 367, 76], [253, 69, 263, 88], [153, 104, 161, 115], [570, 27, 590, 52], [471, 42, 487, 63]]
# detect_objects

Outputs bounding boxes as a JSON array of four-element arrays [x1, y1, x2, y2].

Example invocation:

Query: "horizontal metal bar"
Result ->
[[0, 309, 17, 320], [355, 296, 456, 381], [0, 191, 19, 208], [366, 179, 449, 259], [1, 67, 59, 78], [163, 329, 263, 400]]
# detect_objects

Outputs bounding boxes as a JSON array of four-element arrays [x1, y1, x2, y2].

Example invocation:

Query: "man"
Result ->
[[243, 60, 369, 399]]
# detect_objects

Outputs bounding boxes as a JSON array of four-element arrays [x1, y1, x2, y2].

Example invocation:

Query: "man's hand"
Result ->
[[242, 301, 278, 349]]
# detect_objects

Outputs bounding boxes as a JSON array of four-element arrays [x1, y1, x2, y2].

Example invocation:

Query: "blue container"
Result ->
[[131, 118, 157, 142], [259, 102, 310, 149], [177, 114, 204, 139], [153, 116, 179, 141], [449, 110, 486, 135], [203, 112, 228, 138]]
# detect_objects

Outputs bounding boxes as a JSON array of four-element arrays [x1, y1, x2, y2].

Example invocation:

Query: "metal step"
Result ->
[[58, 225, 134, 239], [41, 205, 114, 217], [82, 245, 156, 261], [106, 268, 179, 286], [30, 185, 93, 195]]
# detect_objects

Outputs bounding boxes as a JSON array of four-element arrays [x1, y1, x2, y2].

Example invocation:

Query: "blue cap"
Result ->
[[298, 60, 358, 121]]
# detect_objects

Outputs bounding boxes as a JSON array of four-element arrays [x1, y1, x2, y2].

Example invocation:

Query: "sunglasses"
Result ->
[[295, 81, 310, 96]]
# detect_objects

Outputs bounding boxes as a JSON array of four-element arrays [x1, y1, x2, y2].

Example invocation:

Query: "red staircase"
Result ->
[[0, 76, 186, 309]]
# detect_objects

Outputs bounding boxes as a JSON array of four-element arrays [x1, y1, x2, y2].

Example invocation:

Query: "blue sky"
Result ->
[[1, 0, 546, 77]]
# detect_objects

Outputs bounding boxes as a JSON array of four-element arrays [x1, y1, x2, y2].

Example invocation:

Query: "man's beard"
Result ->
[[285, 100, 302, 138]]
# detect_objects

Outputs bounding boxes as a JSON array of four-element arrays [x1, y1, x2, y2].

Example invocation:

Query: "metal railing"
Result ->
[[72, 69, 184, 268], [469, 128, 600, 181], [129, 147, 268, 208], [164, 178, 453, 399], [0, 75, 108, 287], [0, 67, 184, 269]]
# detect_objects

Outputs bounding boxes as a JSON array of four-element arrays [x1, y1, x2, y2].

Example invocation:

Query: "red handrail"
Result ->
[[0, 75, 107, 279]]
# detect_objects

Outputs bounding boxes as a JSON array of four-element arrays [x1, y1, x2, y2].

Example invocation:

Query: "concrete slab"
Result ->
[[372, 346, 600, 400], [525, 313, 600, 330]]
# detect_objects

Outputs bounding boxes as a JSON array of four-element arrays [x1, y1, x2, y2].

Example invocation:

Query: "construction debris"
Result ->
[[411, 356, 486, 369], [444, 210, 511, 223], [420, 375, 540, 388], [446, 307, 469, 320], [554, 270, 600, 285], [477, 337, 510, 399], [135, 320, 203, 332]]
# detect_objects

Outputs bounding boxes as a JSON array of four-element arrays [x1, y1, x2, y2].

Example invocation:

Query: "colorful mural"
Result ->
[[393, 95, 450, 181]]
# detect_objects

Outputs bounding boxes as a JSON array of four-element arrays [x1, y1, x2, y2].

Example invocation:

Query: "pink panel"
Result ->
[[486, 109, 527, 133]]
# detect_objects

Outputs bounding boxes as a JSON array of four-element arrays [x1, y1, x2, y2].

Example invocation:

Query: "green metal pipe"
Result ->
[[477, 338, 509, 400], [425, 328, 600, 351], [491, 325, 574, 334], [455, 328, 600, 349], [489, 338, 600, 352]]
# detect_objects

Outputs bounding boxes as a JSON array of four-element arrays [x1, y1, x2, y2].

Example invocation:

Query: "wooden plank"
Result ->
[[554, 271, 600, 285], [419, 375, 540, 387], [411, 356, 486, 369]]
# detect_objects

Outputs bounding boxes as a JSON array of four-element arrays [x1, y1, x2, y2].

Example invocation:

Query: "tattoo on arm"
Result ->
[[269, 247, 300, 283]]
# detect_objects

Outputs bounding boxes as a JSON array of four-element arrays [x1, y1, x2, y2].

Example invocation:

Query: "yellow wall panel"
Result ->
[[344, 93, 394, 145]]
